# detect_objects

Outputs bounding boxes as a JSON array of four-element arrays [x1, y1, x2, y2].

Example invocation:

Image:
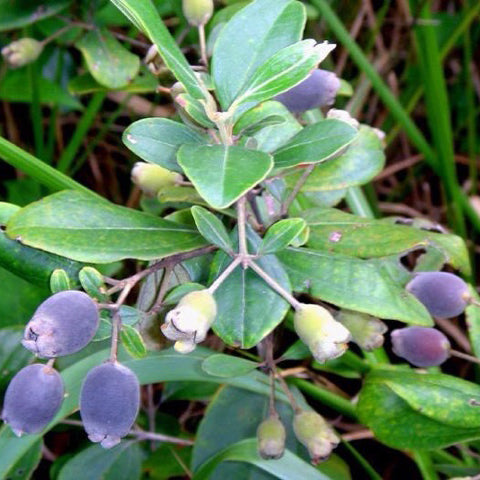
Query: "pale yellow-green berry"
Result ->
[[178, 289, 217, 324], [257, 415, 286, 460], [337, 310, 387, 351], [161, 290, 217, 354], [294, 304, 351, 363], [1, 38, 43, 68], [293, 410, 339, 464], [182, 0, 213, 26], [131, 162, 181, 196]]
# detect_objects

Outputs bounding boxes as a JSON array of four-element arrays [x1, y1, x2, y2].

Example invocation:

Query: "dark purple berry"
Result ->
[[1, 364, 64, 436], [22, 290, 99, 358], [80, 362, 140, 448], [275, 69, 340, 114], [406, 272, 469, 318], [391, 326, 450, 367]]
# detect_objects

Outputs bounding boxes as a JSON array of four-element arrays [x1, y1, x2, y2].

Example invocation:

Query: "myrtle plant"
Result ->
[[1, 0, 480, 478]]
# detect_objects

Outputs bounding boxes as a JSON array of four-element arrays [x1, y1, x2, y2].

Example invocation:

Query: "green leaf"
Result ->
[[0, 0, 71, 31], [252, 104, 303, 153], [278, 247, 433, 324], [0, 69, 82, 110], [1, 440, 42, 480], [212, 0, 305, 109], [191, 206, 234, 253], [0, 202, 83, 289], [466, 288, 480, 358], [258, 218, 307, 255], [0, 347, 293, 477], [121, 325, 147, 358], [58, 442, 142, 480], [143, 444, 192, 480], [175, 93, 216, 129], [194, 438, 330, 480], [177, 145, 273, 209], [110, 0, 206, 99], [123, 118, 208, 173], [79, 267, 107, 301], [192, 385, 316, 480], [210, 228, 290, 348], [233, 101, 287, 136], [201, 354, 258, 377], [68, 68, 157, 95], [284, 126, 385, 191], [0, 327, 33, 391], [76, 28, 140, 89], [232, 40, 336, 116], [6, 191, 206, 263], [274, 119, 358, 169], [49, 269, 71, 293], [357, 368, 480, 449], [302, 208, 470, 275]]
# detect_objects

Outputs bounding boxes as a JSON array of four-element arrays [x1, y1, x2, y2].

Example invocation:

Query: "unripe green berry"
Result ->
[[161, 289, 217, 353], [337, 310, 387, 351], [257, 415, 286, 460], [293, 410, 339, 464], [1, 38, 43, 68], [182, 0, 213, 27], [294, 303, 351, 363], [131, 162, 181, 196]]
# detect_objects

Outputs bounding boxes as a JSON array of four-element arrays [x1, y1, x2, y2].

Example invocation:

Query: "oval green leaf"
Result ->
[[6, 191, 206, 263], [201, 354, 258, 377], [258, 218, 307, 255], [177, 145, 273, 210], [191, 206, 234, 253], [274, 119, 358, 169]]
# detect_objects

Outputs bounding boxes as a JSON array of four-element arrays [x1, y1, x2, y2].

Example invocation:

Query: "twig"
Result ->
[[208, 257, 242, 294], [280, 164, 315, 217], [148, 265, 174, 315], [237, 196, 249, 265], [247, 260, 301, 310], [198, 24, 208, 67], [450, 349, 480, 365]]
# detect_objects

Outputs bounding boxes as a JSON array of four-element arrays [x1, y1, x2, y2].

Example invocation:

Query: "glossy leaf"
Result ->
[[175, 93, 216, 129], [0, 0, 71, 31], [210, 228, 290, 347], [274, 119, 358, 169], [233, 40, 336, 116], [0, 202, 82, 289], [0, 347, 292, 477], [79, 267, 107, 301], [258, 218, 307, 255], [302, 208, 470, 275], [233, 101, 287, 136], [284, 126, 385, 191], [177, 145, 273, 209], [1, 440, 42, 480], [6, 191, 206, 263], [58, 442, 142, 480], [278, 247, 432, 324], [0, 327, 33, 391], [195, 439, 334, 480], [123, 118, 208, 173], [211, 0, 305, 109], [121, 325, 147, 359], [191, 206, 234, 253], [192, 385, 316, 480], [76, 28, 139, 89], [201, 354, 258, 377], [110, 0, 207, 99], [357, 368, 480, 449]]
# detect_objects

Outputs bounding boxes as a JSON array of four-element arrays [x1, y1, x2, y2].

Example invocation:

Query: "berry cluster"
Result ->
[[1, 290, 139, 448]]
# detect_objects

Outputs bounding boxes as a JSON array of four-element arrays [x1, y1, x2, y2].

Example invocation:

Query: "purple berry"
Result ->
[[80, 362, 140, 448], [391, 326, 450, 367], [1, 364, 64, 436], [275, 69, 341, 114], [22, 290, 99, 358], [406, 272, 469, 318]]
